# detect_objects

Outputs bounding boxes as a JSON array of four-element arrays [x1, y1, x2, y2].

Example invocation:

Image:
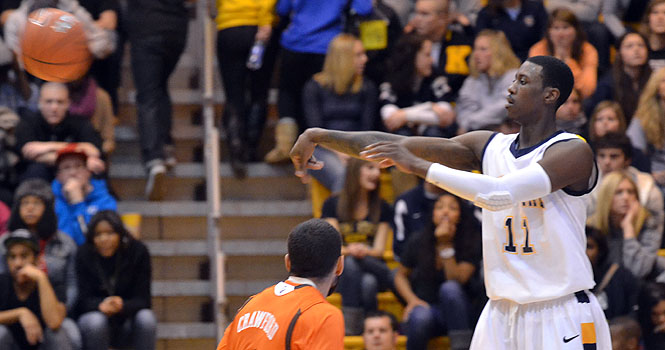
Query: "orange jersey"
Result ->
[[217, 279, 344, 350]]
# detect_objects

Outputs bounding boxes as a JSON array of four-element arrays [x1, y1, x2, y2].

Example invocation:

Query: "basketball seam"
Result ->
[[22, 54, 91, 66]]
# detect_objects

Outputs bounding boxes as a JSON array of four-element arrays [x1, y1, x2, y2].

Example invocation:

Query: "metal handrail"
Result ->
[[199, 0, 226, 341]]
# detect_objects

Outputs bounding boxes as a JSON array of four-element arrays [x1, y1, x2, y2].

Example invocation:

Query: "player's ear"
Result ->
[[335, 255, 344, 276], [543, 87, 560, 105], [284, 254, 291, 273]]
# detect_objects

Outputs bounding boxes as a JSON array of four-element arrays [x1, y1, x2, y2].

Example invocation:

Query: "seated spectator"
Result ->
[[587, 171, 663, 279], [76, 210, 156, 350], [391, 181, 444, 261], [544, 0, 610, 73], [584, 32, 651, 123], [455, 29, 519, 133], [68, 77, 116, 155], [555, 87, 587, 138], [409, 0, 473, 101], [379, 33, 456, 138], [528, 8, 598, 99], [362, 310, 398, 350], [394, 192, 481, 350], [52, 144, 117, 245], [627, 67, 665, 195], [15, 82, 104, 182], [586, 226, 639, 320], [590, 133, 663, 223], [0, 229, 73, 350], [645, 0, 665, 72], [609, 316, 641, 350], [0, 179, 81, 349], [303, 34, 377, 192], [321, 158, 393, 335], [588, 102, 650, 172], [0, 60, 38, 115], [637, 282, 665, 349], [0, 106, 21, 206], [475, 0, 549, 61]]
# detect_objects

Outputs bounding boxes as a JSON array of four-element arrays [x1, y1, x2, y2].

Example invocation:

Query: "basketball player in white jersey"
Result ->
[[289, 55, 611, 349]]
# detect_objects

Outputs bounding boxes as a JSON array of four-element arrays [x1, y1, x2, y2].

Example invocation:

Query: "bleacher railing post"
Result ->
[[199, 0, 226, 342]]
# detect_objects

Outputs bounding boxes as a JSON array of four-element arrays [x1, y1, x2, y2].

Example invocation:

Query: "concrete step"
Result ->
[[109, 163, 308, 201], [136, 216, 310, 241], [117, 200, 311, 218], [147, 239, 286, 257], [157, 322, 216, 339], [152, 256, 208, 280], [153, 295, 211, 323], [153, 280, 210, 297]]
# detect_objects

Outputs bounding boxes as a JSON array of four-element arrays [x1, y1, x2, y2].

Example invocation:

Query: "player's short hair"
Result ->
[[287, 219, 341, 279], [363, 310, 398, 332], [592, 132, 633, 160], [526, 56, 574, 109]]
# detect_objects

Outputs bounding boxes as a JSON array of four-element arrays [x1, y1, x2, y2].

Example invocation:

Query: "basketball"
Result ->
[[20, 8, 92, 82]]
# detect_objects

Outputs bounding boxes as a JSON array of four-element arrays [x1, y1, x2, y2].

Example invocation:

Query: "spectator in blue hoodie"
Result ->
[[52, 144, 116, 245], [264, 0, 372, 164]]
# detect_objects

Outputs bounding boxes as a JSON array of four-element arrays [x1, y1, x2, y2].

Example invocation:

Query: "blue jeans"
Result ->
[[337, 255, 392, 310], [78, 309, 157, 350], [406, 280, 471, 350], [0, 323, 73, 350]]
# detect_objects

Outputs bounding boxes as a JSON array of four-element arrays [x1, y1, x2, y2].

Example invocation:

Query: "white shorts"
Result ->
[[470, 291, 611, 350]]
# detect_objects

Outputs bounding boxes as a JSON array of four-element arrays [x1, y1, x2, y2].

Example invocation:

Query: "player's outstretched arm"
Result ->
[[290, 128, 404, 178], [290, 128, 490, 180], [537, 138, 595, 193]]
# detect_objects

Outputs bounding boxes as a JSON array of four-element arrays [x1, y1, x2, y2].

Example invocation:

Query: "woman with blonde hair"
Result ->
[[627, 66, 665, 192], [455, 29, 520, 132], [587, 171, 663, 279], [528, 7, 598, 98], [302, 33, 377, 191]]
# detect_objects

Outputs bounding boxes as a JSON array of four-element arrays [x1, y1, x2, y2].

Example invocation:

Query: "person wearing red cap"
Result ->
[[52, 144, 116, 245]]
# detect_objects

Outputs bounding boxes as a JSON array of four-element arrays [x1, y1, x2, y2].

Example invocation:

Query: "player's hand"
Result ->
[[360, 141, 431, 177], [402, 298, 429, 322], [383, 110, 407, 131], [290, 129, 324, 183], [19, 308, 43, 345]]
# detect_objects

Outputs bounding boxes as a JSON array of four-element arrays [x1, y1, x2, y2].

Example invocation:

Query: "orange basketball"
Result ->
[[20, 8, 92, 82]]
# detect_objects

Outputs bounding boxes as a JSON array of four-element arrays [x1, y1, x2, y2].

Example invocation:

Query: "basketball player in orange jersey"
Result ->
[[290, 56, 611, 349], [217, 219, 344, 349]]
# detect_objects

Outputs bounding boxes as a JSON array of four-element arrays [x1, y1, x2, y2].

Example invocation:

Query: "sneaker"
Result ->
[[145, 161, 167, 201], [164, 144, 177, 169]]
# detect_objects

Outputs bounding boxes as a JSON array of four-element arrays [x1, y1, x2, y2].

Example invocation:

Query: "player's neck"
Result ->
[[517, 116, 558, 149]]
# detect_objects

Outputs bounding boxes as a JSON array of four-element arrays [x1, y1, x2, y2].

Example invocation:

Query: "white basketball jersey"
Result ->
[[481, 131, 596, 304]]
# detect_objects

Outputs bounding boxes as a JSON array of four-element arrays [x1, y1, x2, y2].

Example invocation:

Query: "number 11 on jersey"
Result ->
[[503, 216, 535, 255]]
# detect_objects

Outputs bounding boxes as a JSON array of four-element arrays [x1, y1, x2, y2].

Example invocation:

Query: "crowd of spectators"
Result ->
[[5, 0, 665, 349]]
